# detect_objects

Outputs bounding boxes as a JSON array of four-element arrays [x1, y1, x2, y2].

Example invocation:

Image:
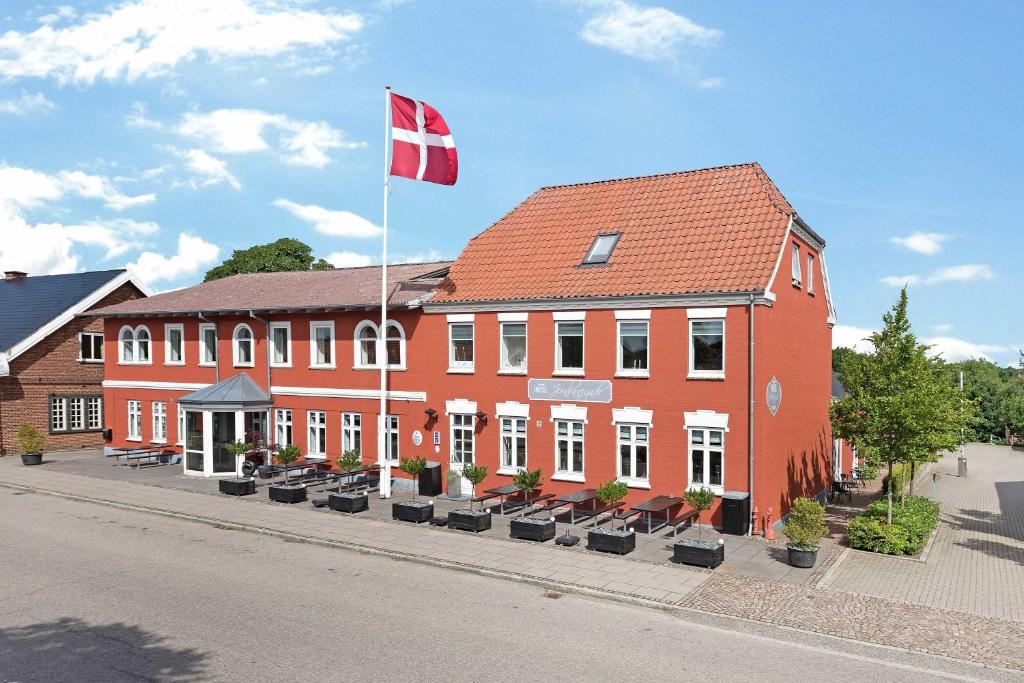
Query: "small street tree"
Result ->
[[831, 288, 975, 523], [398, 457, 426, 500], [683, 487, 715, 539], [275, 444, 301, 483], [460, 463, 488, 508], [512, 467, 543, 506]]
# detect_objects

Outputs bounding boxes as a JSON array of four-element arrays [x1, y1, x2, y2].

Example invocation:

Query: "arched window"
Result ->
[[135, 326, 151, 362], [119, 326, 135, 363], [355, 322, 377, 368], [233, 324, 254, 367], [385, 322, 405, 368]]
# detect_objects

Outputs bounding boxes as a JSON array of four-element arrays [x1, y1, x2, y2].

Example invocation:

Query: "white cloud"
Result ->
[[178, 148, 240, 190], [833, 323, 1008, 363], [889, 232, 951, 255], [880, 263, 994, 287], [125, 232, 219, 286], [932, 323, 953, 333], [576, 0, 721, 62], [326, 251, 373, 268], [0, 0, 364, 85], [697, 77, 723, 89], [272, 198, 382, 238], [62, 218, 159, 259], [832, 324, 876, 354], [395, 249, 448, 263], [177, 108, 363, 168], [0, 91, 55, 115], [0, 164, 154, 212]]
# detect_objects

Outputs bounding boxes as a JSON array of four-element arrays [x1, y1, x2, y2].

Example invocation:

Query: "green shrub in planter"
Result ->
[[398, 456, 427, 499], [17, 424, 45, 454], [336, 449, 362, 472], [460, 463, 488, 508], [596, 479, 628, 508], [683, 486, 716, 539], [782, 498, 828, 551], [848, 495, 939, 555], [512, 467, 542, 504], [847, 516, 912, 554], [275, 444, 301, 483]]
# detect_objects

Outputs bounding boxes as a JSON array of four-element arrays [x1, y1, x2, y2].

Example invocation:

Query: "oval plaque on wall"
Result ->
[[412, 430, 423, 446], [766, 376, 782, 416]]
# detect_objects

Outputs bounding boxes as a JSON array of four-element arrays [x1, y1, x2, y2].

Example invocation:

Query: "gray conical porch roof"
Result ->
[[177, 374, 271, 411]]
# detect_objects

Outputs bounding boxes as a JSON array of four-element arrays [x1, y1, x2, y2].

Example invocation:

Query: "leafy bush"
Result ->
[[684, 487, 716, 539], [596, 479, 628, 507], [512, 468, 542, 497], [399, 456, 427, 498], [225, 440, 253, 457], [847, 495, 939, 555], [336, 449, 361, 471], [17, 424, 44, 454], [783, 498, 828, 550], [460, 463, 488, 507], [881, 463, 908, 495], [274, 444, 302, 483]]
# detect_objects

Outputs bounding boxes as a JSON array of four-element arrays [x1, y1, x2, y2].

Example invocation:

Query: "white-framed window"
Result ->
[[449, 322, 474, 372], [342, 413, 361, 455], [164, 323, 184, 365], [582, 232, 621, 265], [270, 322, 291, 367], [79, 332, 103, 363], [500, 321, 527, 373], [68, 397, 84, 431], [50, 396, 101, 433], [127, 400, 142, 441], [176, 403, 185, 445], [152, 401, 166, 443], [385, 415, 399, 462], [307, 410, 327, 457], [617, 424, 649, 486], [310, 321, 335, 368], [118, 325, 151, 364], [555, 420, 585, 478], [87, 397, 102, 430], [384, 322, 405, 368], [450, 413, 475, 466], [688, 428, 724, 493], [500, 417, 527, 472], [355, 321, 377, 368], [555, 321, 584, 373], [232, 324, 254, 367], [49, 396, 66, 432], [617, 320, 649, 376], [807, 253, 815, 294], [791, 242, 802, 286], [689, 318, 725, 378], [199, 323, 217, 366], [275, 409, 293, 448]]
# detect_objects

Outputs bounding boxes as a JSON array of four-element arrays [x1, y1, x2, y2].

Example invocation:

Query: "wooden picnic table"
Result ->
[[628, 495, 682, 533], [109, 447, 175, 468], [554, 488, 599, 525]]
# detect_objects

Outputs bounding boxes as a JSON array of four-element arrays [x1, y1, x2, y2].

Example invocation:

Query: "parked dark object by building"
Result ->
[[418, 461, 442, 497], [721, 491, 750, 535]]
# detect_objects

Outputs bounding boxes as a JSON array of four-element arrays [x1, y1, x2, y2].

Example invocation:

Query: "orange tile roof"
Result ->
[[432, 163, 796, 303]]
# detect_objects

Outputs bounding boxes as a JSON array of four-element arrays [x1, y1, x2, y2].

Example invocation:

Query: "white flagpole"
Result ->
[[379, 85, 392, 499]]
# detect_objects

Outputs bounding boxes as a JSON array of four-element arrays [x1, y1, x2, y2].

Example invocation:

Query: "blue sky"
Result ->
[[0, 1, 1021, 365]]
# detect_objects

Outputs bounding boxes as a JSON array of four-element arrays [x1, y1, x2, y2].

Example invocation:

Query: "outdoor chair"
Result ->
[[830, 480, 853, 503]]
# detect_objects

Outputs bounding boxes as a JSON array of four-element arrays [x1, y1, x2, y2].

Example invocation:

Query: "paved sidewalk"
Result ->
[[823, 444, 1024, 622]]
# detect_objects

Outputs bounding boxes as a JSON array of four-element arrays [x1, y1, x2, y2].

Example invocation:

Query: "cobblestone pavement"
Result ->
[[680, 573, 1024, 672], [823, 444, 1024, 622]]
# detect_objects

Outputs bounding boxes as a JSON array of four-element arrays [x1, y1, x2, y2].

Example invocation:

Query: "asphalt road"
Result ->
[[0, 489, 1012, 682]]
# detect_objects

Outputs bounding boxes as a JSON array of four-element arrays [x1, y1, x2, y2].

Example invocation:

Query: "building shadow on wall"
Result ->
[[0, 617, 207, 682], [781, 430, 829, 515]]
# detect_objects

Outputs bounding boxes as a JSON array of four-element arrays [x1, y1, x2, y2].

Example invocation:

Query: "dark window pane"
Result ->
[[710, 450, 722, 486], [620, 444, 631, 477], [692, 320, 723, 372], [559, 335, 583, 368], [636, 445, 647, 479], [692, 449, 704, 484]]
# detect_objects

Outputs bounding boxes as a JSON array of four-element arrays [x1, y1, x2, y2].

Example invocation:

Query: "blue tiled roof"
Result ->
[[0, 270, 126, 353]]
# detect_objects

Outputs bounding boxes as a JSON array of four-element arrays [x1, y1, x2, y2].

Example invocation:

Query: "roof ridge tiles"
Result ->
[[536, 162, 761, 191]]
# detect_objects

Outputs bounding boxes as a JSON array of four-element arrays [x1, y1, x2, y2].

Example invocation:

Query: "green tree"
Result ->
[[203, 237, 334, 282], [398, 457, 426, 499], [460, 463, 488, 508], [832, 346, 863, 372], [831, 288, 975, 523], [999, 393, 1024, 437], [683, 487, 715, 539]]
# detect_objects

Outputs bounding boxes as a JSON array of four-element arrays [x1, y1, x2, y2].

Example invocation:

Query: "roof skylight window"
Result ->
[[582, 233, 621, 265]]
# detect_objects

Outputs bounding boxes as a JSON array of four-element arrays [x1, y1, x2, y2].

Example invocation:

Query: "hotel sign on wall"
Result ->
[[528, 379, 612, 403]]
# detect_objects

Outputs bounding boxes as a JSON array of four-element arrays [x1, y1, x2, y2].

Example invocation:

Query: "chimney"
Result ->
[[4, 271, 27, 281]]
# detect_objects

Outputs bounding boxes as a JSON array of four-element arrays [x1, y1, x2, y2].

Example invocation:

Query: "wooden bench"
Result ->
[[572, 502, 620, 527], [611, 507, 643, 530], [503, 492, 555, 515], [668, 509, 699, 537], [472, 491, 503, 505]]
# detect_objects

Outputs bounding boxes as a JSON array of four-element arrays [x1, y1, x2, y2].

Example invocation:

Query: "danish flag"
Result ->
[[389, 91, 458, 186]]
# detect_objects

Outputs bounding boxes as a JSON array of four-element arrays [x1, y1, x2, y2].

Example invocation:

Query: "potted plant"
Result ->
[[218, 440, 257, 496], [328, 449, 368, 513], [587, 480, 634, 554], [448, 463, 491, 532], [510, 469, 554, 541], [268, 444, 307, 503], [391, 456, 433, 523], [673, 487, 724, 568], [783, 497, 828, 568], [17, 424, 44, 466]]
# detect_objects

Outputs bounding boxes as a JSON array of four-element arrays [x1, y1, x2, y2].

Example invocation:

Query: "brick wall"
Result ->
[[0, 282, 145, 455]]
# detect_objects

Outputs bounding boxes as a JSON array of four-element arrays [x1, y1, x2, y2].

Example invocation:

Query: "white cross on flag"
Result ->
[[390, 92, 458, 186]]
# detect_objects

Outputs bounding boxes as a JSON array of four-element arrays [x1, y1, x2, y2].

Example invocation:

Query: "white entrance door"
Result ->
[[450, 413, 475, 496], [832, 438, 843, 481]]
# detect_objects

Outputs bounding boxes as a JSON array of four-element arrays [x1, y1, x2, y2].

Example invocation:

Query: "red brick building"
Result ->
[[0, 269, 148, 455], [92, 163, 838, 531]]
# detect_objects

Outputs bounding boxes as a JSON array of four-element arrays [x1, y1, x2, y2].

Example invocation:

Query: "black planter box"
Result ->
[[20, 453, 42, 466], [673, 539, 725, 568], [328, 492, 368, 514], [448, 509, 492, 533], [219, 478, 256, 496], [787, 545, 817, 568], [510, 517, 556, 542], [269, 484, 307, 504], [587, 528, 636, 555], [392, 500, 434, 523]]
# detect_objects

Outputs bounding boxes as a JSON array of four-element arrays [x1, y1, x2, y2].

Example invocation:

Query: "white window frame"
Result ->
[[688, 313, 725, 380], [78, 332, 104, 363], [616, 423, 650, 489], [553, 312, 586, 376], [127, 400, 142, 441], [499, 318, 528, 374], [176, 403, 185, 445], [164, 323, 185, 366], [310, 321, 336, 369], [270, 321, 292, 368], [384, 415, 399, 462], [87, 397, 103, 430], [448, 320, 475, 373], [307, 410, 327, 459], [450, 413, 476, 467], [342, 412, 362, 455], [499, 416, 527, 474], [152, 401, 167, 443], [616, 316, 649, 378], [553, 419, 585, 482], [67, 397, 84, 432], [118, 325, 152, 365], [354, 320, 378, 369], [135, 325, 151, 364], [383, 321, 407, 370], [232, 323, 255, 368], [199, 323, 218, 367], [50, 396, 66, 432], [275, 409, 293, 448], [791, 242, 802, 287], [684, 410, 728, 494], [807, 253, 815, 295]]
